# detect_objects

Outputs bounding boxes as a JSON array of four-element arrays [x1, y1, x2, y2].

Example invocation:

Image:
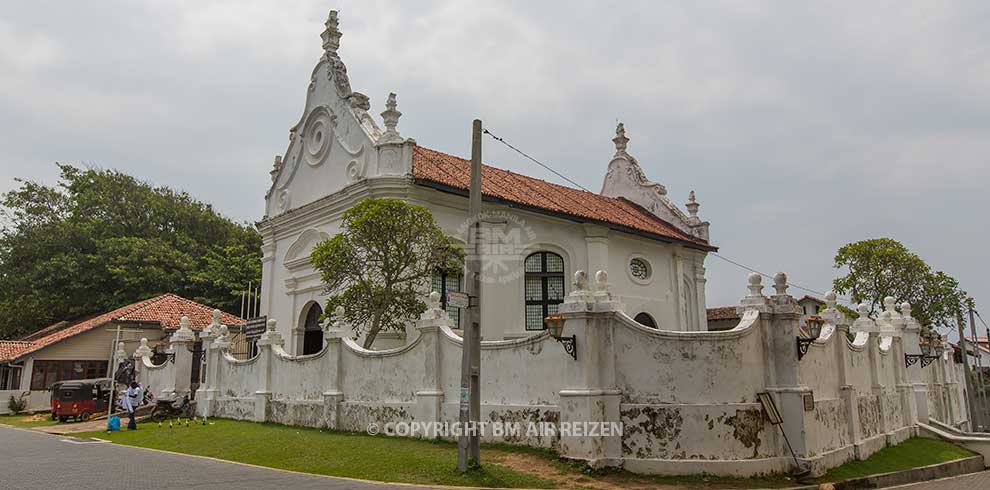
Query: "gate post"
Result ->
[[169, 316, 196, 398], [412, 293, 447, 435], [254, 319, 282, 422], [557, 270, 622, 469]]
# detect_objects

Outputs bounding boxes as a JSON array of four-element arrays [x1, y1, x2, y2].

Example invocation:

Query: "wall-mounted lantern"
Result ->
[[796, 317, 824, 361], [906, 330, 944, 368], [544, 315, 577, 360]]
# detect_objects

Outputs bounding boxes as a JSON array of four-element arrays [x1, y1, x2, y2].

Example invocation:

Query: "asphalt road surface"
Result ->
[[888, 470, 990, 489], [0, 425, 435, 490]]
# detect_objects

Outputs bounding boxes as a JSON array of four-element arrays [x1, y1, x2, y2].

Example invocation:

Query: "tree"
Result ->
[[310, 198, 463, 348], [0, 164, 261, 339], [832, 238, 967, 331]]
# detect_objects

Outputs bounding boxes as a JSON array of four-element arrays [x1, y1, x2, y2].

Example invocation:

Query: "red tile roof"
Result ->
[[706, 306, 740, 322], [0, 294, 244, 362], [0, 341, 35, 362], [19, 320, 73, 341], [411, 146, 715, 250]]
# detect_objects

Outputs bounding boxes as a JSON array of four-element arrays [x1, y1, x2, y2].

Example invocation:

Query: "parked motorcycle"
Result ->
[[149, 395, 193, 422]]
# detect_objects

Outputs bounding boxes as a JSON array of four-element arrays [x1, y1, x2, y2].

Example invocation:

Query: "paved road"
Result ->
[[890, 470, 990, 489], [0, 425, 436, 490]]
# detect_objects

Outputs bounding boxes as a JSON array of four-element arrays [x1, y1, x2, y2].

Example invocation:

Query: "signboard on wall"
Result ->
[[447, 291, 469, 309], [244, 316, 268, 339]]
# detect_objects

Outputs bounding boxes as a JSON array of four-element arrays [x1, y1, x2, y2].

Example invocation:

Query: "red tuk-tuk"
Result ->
[[52, 378, 112, 422]]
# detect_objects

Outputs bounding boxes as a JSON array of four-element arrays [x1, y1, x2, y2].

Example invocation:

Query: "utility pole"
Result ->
[[458, 119, 483, 471], [958, 313, 979, 430], [969, 299, 986, 429], [106, 324, 122, 419]]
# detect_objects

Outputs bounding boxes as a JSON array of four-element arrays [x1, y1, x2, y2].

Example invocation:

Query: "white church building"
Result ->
[[259, 11, 716, 355]]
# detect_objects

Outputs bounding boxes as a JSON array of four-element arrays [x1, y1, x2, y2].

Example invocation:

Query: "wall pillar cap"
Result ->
[[133, 338, 154, 358], [170, 315, 196, 343], [258, 319, 284, 346]]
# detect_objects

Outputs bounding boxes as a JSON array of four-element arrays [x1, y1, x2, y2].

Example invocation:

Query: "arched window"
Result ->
[[431, 269, 463, 328], [634, 312, 657, 328], [302, 303, 324, 355], [524, 252, 565, 330]]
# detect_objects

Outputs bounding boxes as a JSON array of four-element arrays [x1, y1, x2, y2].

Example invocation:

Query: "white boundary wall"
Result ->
[[136, 272, 969, 477]]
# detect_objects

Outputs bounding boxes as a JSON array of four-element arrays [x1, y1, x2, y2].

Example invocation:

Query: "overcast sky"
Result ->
[[2, 1, 989, 323]]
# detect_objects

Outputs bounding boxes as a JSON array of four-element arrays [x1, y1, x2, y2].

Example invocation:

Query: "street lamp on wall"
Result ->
[[906, 330, 943, 368], [796, 317, 824, 361], [544, 315, 576, 360]]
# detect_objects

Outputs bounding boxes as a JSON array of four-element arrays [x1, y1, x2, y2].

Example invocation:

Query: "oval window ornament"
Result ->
[[630, 258, 651, 281]]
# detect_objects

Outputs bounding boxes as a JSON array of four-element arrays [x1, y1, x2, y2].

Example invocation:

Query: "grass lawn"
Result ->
[[0, 413, 58, 428], [74, 419, 976, 489], [80, 419, 555, 488], [76, 418, 801, 489], [809, 437, 977, 483]]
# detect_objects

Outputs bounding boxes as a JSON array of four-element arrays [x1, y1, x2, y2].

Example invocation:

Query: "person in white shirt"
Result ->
[[123, 382, 141, 430]]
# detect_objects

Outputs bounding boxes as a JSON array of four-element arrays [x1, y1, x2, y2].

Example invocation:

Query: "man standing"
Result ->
[[123, 382, 142, 430]]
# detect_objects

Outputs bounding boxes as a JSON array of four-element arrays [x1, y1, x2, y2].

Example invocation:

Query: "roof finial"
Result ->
[[686, 190, 700, 219], [380, 92, 402, 142], [613, 122, 629, 155], [321, 10, 342, 59]]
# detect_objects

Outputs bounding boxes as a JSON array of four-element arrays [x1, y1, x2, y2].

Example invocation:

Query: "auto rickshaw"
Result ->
[[49, 380, 65, 420], [52, 378, 112, 422]]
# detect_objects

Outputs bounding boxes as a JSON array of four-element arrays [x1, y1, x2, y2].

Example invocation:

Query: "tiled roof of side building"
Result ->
[[1, 294, 244, 363], [411, 145, 716, 251], [706, 306, 740, 322], [0, 341, 35, 362]]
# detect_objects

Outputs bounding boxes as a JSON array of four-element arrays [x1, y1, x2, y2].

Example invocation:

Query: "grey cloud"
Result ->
[[1, 0, 987, 315]]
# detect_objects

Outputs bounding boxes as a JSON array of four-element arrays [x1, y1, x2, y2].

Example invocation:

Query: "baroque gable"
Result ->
[[600, 123, 710, 242], [265, 11, 415, 218]]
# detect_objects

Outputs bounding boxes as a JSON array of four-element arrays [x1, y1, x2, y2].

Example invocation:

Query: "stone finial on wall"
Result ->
[[592, 270, 620, 310], [420, 291, 448, 321], [202, 308, 222, 338], [884, 297, 900, 318], [739, 272, 768, 309], [772, 272, 788, 296], [328, 305, 348, 338], [380, 93, 402, 143], [574, 270, 589, 291], [213, 324, 231, 349], [748, 273, 764, 297], [171, 315, 195, 342], [564, 270, 592, 306], [134, 338, 153, 358], [258, 318, 284, 346], [851, 303, 875, 333], [821, 291, 842, 324]]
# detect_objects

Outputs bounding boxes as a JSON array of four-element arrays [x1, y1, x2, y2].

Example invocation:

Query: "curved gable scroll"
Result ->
[[284, 229, 330, 271]]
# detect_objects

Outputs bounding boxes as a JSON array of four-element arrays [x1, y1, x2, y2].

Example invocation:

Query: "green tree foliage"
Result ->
[[0, 164, 261, 339], [832, 238, 968, 331], [310, 198, 463, 348]]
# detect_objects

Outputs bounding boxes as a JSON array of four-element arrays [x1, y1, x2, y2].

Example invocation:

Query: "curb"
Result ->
[[799, 455, 985, 489]]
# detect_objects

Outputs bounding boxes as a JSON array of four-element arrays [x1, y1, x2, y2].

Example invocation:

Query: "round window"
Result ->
[[630, 258, 651, 281]]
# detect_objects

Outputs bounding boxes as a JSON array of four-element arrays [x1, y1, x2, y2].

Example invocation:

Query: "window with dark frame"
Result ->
[[524, 252, 565, 330], [30, 360, 108, 391], [432, 270, 463, 328], [634, 312, 657, 328]]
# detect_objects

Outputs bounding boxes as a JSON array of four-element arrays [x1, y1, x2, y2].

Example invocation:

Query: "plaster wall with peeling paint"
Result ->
[[135, 273, 969, 478]]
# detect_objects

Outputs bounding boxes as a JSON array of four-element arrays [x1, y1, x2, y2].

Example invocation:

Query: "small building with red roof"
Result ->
[[0, 294, 243, 413]]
